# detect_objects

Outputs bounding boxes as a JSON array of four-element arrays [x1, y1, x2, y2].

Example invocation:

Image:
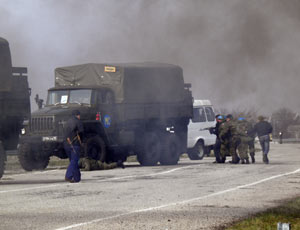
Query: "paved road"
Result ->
[[1, 143, 300, 230]]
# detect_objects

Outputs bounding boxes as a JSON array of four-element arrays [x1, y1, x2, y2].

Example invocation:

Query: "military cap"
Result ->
[[226, 114, 233, 119]]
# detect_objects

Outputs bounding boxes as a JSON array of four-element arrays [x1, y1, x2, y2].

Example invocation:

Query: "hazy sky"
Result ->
[[1, 0, 300, 114]]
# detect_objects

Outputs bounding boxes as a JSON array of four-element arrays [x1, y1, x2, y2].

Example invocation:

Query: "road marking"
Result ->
[[0, 184, 61, 194], [97, 165, 193, 182], [0, 165, 192, 194], [54, 167, 300, 230], [4, 169, 61, 177]]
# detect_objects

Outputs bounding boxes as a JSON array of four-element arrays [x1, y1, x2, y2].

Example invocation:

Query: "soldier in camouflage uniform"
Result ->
[[79, 158, 125, 171], [212, 115, 227, 163], [219, 114, 240, 164], [236, 117, 251, 164], [246, 120, 256, 163]]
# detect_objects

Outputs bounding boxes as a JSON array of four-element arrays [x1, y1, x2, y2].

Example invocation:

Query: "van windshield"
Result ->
[[47, 89, 92, 105]]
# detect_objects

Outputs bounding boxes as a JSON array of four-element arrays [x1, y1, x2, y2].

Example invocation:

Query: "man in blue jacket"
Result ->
[[64, 110, 84, 182]]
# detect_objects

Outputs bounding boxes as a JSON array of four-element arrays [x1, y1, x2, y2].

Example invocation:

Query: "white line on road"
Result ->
[[0, 165, 193, 194], [97, 166, 193, 182], [4, 169, 61, 177], [0, 184, 62, 194], [54, 167, 300, 230]]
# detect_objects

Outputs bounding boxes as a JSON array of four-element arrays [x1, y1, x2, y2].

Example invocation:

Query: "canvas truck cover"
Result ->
[[0, 37, 12, 92], [55, 63, 185, 103]]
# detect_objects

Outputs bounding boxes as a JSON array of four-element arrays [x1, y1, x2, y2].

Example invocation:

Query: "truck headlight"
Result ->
[[21, 128, 26, 135]]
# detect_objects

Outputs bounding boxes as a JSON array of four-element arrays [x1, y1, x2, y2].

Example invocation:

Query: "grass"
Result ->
[[225, 197, 300, 230]]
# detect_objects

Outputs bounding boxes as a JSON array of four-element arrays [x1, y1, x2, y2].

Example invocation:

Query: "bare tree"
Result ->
[[271, 107, 299, 138]]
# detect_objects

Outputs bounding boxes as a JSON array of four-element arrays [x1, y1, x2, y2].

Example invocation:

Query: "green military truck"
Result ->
[[18, 63, 193, 170], [0, 37, 31, 178]]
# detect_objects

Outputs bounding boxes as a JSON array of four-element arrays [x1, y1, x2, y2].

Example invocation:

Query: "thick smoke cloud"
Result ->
[[1, 0, 300, 114]]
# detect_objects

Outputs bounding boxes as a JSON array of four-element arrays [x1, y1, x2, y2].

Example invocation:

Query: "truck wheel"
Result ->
[[137, 132, 161, 166], [188, 141, 205, 160], [160, 134, 181, 165], [18, 143, 50, 171], [85, 136, 106, 162], [0, 142, 5, 178]]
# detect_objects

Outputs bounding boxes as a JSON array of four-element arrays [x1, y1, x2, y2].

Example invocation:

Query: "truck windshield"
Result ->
[[47, 89, 92, 105]]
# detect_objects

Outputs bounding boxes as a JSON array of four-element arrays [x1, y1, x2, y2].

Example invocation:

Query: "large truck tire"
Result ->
[[137, 132, 161, 166], [0, 142, 5, 178], [85, 136, 106, 162], [18, 143, 50, 171], [188, 141, 205, 160], [160, 134, 181, 165]]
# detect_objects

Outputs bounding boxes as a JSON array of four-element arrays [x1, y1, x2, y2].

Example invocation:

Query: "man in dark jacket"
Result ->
[[253, 116, 273, 164], [210, 115, 225, 163], [64, 110, 84, 182]]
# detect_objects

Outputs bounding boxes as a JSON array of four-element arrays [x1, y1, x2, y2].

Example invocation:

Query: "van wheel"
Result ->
[[85, 136, 106, 162], [188, 141, 205, 160], [0, 142, 5, 178], [160, 134, 180, 165], [137, 132, 161, 166], [18, 143, 50, 171]]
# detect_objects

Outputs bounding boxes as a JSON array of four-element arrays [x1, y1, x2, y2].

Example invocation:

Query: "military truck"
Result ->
[[18, 63, 193, 170], [0, 37, 31, 178]]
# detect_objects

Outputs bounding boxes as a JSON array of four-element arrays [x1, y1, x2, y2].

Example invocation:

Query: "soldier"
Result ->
[[219, 114, 240, 164], [236, 117, 251, 164], [247, 120, 256, 163], [210, 114, 225, 163], [218, 115, 229, 163], [63, 110, 84, 183], [79, 158, 125, 171], [253, 116, 273, 164]]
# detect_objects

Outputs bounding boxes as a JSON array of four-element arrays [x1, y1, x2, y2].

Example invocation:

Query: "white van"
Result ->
[[187, 100, 216, 160]]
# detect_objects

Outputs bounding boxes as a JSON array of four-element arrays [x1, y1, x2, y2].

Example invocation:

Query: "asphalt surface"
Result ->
[[1, 143, 300, 230]]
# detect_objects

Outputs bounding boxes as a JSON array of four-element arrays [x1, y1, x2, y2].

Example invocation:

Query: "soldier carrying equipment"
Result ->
[[236, 117, 252, 164], [219, 114, 240, 164]]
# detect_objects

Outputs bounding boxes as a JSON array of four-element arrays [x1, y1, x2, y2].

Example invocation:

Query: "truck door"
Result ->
[[96, 90, 116, 133]]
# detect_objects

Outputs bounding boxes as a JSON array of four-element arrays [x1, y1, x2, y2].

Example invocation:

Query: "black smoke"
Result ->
[[1, 0, 300, 114]]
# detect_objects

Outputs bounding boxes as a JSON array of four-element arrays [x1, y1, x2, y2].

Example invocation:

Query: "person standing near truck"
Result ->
[[236, 117, 250, 164], [219, 114, 240, 164], [247, 120, 256, 163], [210, 114, 225, 163], [64, 110, 84, 183], [253, 116, 273, 164]]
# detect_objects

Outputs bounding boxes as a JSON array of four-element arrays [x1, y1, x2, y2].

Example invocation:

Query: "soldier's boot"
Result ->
[[230, 155, 239, 164], [236, 155, 240, 164], [250, 153, 255, 163], [220, 156, 226, 163], [241, 159, 245, 164], [245, 158, 250, 164]]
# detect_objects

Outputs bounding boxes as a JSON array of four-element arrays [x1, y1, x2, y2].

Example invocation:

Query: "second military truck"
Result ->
[[19, 63, 193, 170], [0, 37, 31, 178]]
